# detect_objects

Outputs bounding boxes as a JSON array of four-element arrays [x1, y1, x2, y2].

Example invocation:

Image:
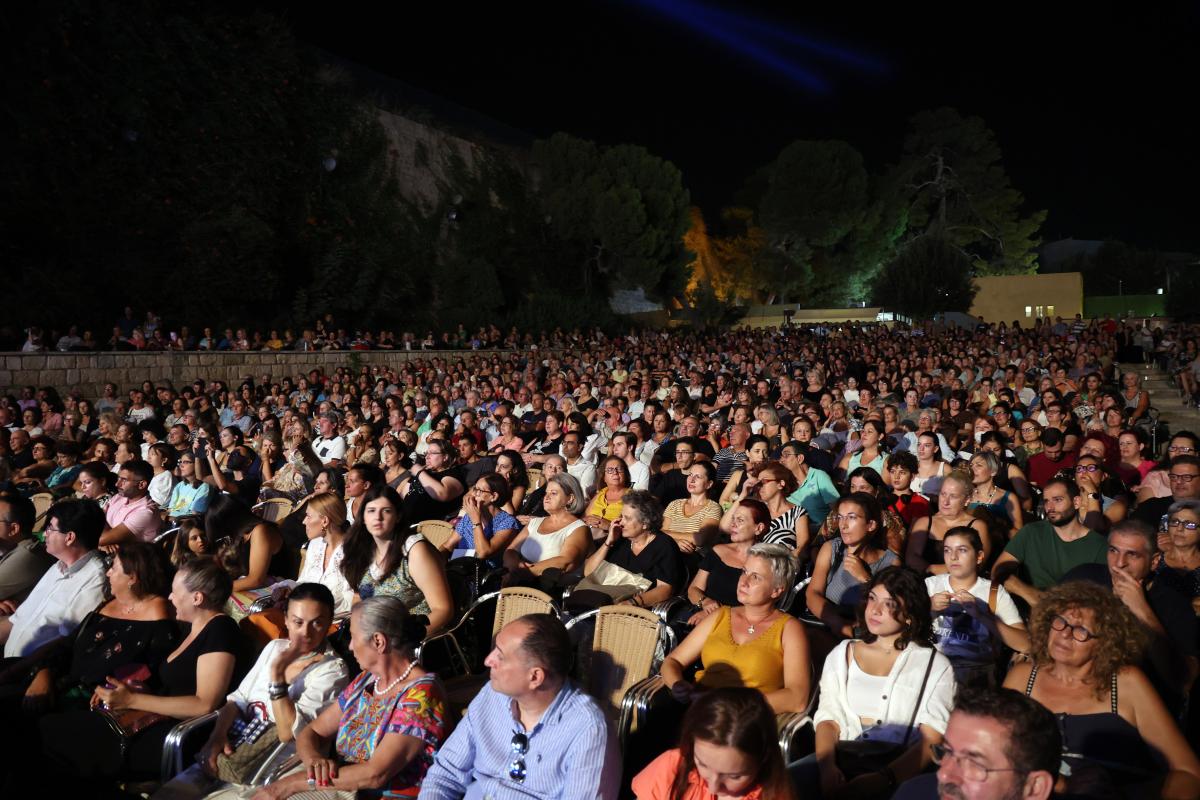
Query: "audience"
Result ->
[[4, 314, 1200, 796]]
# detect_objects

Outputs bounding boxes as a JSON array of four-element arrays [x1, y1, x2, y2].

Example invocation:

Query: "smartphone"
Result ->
[[170, 332, 178, 342]]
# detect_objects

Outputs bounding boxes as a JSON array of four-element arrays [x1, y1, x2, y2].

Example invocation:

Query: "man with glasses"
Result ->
[[0, 499, 107, 659], [893, 687, 1058, 799], [650, 436, 701, 505], [0, 495, 51, 610], [1135, 454, 1200, 528], [420, 613, 619, 800], [991, 477, 1106, 607], [1063, 518, 1199, 718]]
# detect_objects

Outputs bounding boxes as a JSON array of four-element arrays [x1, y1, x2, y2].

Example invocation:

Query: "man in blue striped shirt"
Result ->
[[419, 614, 620, 800]]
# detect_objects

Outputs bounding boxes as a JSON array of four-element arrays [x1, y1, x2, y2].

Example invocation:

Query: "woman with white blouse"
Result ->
[[791, 566, 955, 800]]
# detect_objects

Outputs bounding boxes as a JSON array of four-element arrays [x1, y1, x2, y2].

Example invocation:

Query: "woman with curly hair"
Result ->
[[1003, 580, 1200, 796], [796, 566, 956, 800]]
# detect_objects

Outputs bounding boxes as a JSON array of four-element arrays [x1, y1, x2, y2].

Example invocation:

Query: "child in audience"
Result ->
[[925, 526, 1029, 687]]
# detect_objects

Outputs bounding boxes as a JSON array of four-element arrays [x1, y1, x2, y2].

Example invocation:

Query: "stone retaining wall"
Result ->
[[0, 351, 522, 398]]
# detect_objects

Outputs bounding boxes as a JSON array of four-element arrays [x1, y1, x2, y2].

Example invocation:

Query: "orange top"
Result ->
[[632, 748, 765, 800], [696, 606, 788, 692]]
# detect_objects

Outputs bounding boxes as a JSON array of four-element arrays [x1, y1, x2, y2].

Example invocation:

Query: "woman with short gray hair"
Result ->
[[503, 471, 591, 588], [660, 542, 811, 714], [576, 490, 685, 610], [257, 596, 448, 798]]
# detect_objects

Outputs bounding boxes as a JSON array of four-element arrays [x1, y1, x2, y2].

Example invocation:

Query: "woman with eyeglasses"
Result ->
[[723, 461, 808, 556], [584, 456, 631, 538], [806, 493, 899, 639], [1003, 581, 1200, 797], [446, 472, 520, 567], [1157, 500, 1200, 611], [1013, 418, 1044, 468]]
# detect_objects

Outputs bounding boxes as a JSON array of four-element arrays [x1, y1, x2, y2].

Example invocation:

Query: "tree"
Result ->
[[872, 233, 978, 319], [1060, 240, 1167, 296], [533, 133, 691, 299], [890, 107, 1045, 275]]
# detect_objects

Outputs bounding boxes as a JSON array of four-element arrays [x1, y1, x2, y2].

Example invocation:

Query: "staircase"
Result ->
[[1131, 362, 1200, 441]]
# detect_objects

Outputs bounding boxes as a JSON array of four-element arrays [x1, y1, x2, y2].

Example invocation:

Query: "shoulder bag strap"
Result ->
[[899, 651, 936, 746], [987, 581, 999, 615]]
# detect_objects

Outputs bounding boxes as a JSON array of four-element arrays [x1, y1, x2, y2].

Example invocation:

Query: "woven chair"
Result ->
[[251, 497, 294, 523], [526, 467, 544, 490], [566, 604, 668, 743], [415, 519, 456, 553], [423, 586, 559, 717], [30, 492, 54, 530]]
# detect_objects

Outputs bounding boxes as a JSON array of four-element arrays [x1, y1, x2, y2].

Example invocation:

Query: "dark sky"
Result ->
[[271, 1, 1198, 252]]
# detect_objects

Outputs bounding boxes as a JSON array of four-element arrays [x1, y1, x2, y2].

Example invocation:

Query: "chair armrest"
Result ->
[[776, 712, 814, 760], [161, 710, 220, 782], [651, 595, 691, 624], [250, 740, 297, 785]]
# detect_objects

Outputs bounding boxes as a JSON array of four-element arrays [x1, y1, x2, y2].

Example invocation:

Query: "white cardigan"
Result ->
[[814, 640, 956, 745]]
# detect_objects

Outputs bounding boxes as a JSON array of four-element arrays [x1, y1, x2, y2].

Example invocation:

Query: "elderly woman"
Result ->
[[1003, 581, 1200, 797], [253, 596, 447, 799], [806, 493, 900, 639], [339, 486, 453, 635], [38, 558, 239, 789], [398, 437, 465, 523], [661, 543, 810, 714], [1158, 499, 1200, 609], [503, 473, 591, 588], [662, 461, 723, 554], [516, 453, 566, 523], [795, 566, 956, 800], [258, 434, 322, 505], [576, 490, 685, 610], [446, 472, 520, 566], [344, 424, 379, 468]]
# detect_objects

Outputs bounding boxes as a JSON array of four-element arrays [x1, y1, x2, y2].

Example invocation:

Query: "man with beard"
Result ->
[[990, 476, 1106, 608], [892, 687, 1058, 800]]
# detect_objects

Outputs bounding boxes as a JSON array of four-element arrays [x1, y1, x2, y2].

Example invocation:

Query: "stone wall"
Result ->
[[0, 351, 516, 399]]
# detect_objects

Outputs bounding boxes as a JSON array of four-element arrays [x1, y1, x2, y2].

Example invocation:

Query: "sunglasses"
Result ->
[[509, 732, 529, 783]]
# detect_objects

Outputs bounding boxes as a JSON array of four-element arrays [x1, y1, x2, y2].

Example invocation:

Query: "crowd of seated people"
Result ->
[[0, 313, 1199, 797]]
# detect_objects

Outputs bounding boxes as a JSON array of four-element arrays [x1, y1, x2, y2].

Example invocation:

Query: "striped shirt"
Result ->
[[418, 680, 619, 800]]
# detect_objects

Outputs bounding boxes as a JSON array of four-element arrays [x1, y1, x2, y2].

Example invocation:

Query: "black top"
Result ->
[[699, 548, 743, 608], [1132, 495, 1172, 528], [1061, 561, 1198, 714], [656, 438, 716, 465], [158, 615, 240, 698], [402, 465, 466, 522], [67, 611, 179, 690], [605, 534, 685, 592]]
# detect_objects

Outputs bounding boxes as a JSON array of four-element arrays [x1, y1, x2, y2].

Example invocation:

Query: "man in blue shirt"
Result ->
[[419, 614, 620, 800]]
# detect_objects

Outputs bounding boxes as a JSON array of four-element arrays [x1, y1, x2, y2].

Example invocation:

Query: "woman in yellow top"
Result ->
[[584, 455, 631, 536], [661, 543, 810, 714]]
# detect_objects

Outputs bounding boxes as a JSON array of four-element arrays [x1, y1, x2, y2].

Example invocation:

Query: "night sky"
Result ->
[[267, 1, 1198, 252]]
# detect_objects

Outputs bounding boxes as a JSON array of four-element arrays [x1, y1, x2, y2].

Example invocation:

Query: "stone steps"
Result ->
[[1129, 363, 1200, 435]]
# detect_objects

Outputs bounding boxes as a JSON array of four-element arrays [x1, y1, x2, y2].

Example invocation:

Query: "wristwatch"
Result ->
[[1088, 492, 1101, 501]]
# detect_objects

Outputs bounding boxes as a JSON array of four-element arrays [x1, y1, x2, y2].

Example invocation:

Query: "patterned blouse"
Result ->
[[335, 672, 448, 798]]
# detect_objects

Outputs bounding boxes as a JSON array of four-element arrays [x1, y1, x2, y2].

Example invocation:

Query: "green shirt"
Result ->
[[1004, 520, 1107, 590]]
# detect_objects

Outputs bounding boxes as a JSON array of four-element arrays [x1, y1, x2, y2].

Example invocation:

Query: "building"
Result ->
[[969, 272, 1083, 324]]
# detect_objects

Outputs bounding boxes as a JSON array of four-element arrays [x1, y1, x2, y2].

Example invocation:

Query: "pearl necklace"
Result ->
[[372, 661, 416, 696]]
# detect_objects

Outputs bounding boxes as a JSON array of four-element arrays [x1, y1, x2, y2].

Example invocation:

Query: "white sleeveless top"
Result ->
[[518, 517, 587, 563]]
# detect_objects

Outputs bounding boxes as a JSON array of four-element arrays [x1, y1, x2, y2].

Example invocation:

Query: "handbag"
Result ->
[[573, 559, 652, 602], [216, 718, 282, 785], [835, 645, 935, 779]]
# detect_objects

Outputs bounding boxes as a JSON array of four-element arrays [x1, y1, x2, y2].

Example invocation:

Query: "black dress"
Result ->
[[38, 615, 240, 786]]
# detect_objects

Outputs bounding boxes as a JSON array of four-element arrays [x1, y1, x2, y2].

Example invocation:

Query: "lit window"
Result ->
[[1025, 306, 1032, 318], [1047, 305, 1055, 316]]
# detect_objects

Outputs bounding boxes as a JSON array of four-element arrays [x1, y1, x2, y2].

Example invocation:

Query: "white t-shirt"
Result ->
[[626, 458, 650, 491], [924, 574, 1021, 665], [312, 435, 347, 465]]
